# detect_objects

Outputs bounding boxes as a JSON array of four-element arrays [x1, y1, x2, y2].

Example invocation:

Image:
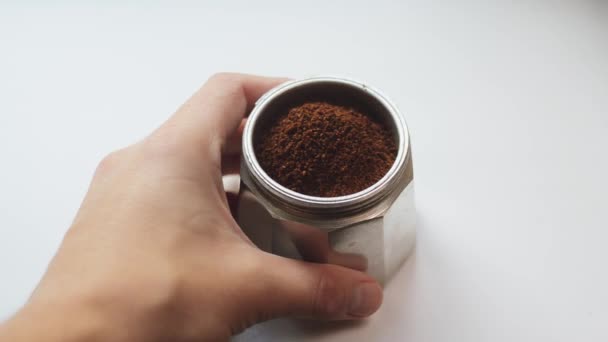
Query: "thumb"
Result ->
[[255, 253, 383, 321]]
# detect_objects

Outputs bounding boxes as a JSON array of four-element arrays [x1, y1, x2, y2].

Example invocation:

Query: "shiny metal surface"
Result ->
[[238, 76, 416, 282]]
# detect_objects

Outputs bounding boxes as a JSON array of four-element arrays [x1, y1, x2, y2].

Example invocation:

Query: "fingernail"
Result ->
[[348, 282, 382, 317]]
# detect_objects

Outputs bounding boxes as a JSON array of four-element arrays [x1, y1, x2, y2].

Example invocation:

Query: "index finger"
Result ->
[[157, 73, 288, 157]]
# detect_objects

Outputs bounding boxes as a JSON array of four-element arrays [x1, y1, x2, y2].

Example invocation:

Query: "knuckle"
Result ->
[[208, 72, 239, 84], [141, 128, 211, 165], [206, 73, 244, 98], [312, 272, 346, 318], [95, 149, 126, 176], [142, 129, 181, 159]]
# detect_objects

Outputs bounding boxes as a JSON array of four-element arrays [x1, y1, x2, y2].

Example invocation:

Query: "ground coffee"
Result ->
[[254, 101, 397, 197]]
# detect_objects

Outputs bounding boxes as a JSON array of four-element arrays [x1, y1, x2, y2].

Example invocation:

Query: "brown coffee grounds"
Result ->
[[254, 102, 397, 197]]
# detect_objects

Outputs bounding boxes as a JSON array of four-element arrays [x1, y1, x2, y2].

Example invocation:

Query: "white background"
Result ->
[[1, 1, 607, 341]]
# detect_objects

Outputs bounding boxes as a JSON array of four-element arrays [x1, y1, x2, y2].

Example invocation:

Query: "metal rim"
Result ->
[[242, 76, 409, 212]]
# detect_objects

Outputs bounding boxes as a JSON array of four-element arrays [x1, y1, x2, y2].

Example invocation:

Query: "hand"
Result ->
[[0, 73, 383, 342]]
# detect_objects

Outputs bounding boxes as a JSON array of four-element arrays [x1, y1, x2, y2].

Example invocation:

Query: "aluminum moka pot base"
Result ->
[[237, 77, 415, 283]]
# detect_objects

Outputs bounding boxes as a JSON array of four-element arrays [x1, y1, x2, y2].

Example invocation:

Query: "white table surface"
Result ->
[[1, 2, 607, 341]]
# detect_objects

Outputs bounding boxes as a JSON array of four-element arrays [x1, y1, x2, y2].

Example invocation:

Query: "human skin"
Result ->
[[0, 73, 383, 342]]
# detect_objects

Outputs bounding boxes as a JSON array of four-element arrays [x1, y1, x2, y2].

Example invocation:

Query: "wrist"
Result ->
[[1, 291, 159, 342], [1, 297, 113, 342]]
